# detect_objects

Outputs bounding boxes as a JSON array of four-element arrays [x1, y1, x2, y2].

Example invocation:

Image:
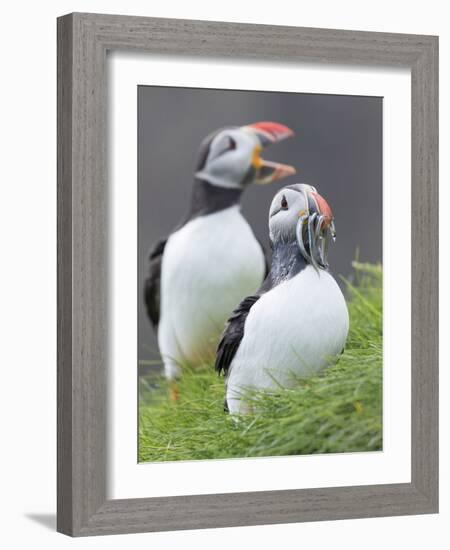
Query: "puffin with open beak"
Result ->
[[215, 184, 349, 415], [144, 122, 296, 398]]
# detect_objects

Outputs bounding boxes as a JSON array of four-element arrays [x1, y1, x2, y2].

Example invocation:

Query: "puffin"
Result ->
[[144, 122, 296, 397], [215, 184, 349, 414]]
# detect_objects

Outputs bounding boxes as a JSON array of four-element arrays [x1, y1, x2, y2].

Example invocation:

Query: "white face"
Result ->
[[194, 123, 296, 189], [269, 184, 316, 243], [269, 183, 336, 270], [195, 128, 259, 189]]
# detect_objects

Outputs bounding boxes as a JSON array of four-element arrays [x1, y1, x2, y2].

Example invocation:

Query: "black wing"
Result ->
[[215, 294, 261, 378], [144, 238, 167, 330]]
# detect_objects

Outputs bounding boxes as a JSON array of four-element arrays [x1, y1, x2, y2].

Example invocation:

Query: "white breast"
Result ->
[[226, 265, 349, 414], [158, 206, 266, 378]]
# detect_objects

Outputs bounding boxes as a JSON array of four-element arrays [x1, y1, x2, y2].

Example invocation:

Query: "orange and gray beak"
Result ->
[[296, 186, 336, 270], [243, 121, 296, 184], [308, 189, 334, 230]]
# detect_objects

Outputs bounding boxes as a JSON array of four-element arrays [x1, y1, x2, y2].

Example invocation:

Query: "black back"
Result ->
[[144, 238, 167, 328]]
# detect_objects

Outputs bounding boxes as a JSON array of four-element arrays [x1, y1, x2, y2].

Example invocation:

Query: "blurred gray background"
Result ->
[[138, 86, 382, 366]]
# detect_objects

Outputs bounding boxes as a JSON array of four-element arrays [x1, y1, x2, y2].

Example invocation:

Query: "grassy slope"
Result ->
[[139, 262, 382, 462]]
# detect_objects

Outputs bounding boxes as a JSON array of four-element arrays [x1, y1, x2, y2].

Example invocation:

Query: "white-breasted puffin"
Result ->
[[144, 122, 296, 395], [215, 184, 349, 414]]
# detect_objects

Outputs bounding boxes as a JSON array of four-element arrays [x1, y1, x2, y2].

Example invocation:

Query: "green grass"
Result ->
[[139, 262, 383, 462]]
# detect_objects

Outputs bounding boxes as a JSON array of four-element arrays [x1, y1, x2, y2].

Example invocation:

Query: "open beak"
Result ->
[[243, 121, 296, 184], [296, 186, 336, 271]]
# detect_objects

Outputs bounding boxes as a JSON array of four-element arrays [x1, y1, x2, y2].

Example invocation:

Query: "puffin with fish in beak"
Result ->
[[215, 183, 349, 415], [144, 122, 296, 398]]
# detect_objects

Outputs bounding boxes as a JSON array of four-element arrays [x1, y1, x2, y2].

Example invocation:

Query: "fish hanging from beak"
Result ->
[[295, 185, 336, 271]]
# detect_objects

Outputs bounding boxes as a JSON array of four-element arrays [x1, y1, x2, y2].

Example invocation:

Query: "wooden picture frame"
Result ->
[[57, 12, 438, 536]]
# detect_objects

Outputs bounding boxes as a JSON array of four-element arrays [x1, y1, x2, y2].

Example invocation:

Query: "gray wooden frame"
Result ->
[[57, 12, 438, 537]]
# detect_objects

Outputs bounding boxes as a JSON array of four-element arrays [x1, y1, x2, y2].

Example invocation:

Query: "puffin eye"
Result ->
[[214, 136, 237, 158], [281, 195, 288, 209]]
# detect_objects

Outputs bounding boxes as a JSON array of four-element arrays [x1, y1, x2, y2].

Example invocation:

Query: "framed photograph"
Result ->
[[57, 13, 438, 536]]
